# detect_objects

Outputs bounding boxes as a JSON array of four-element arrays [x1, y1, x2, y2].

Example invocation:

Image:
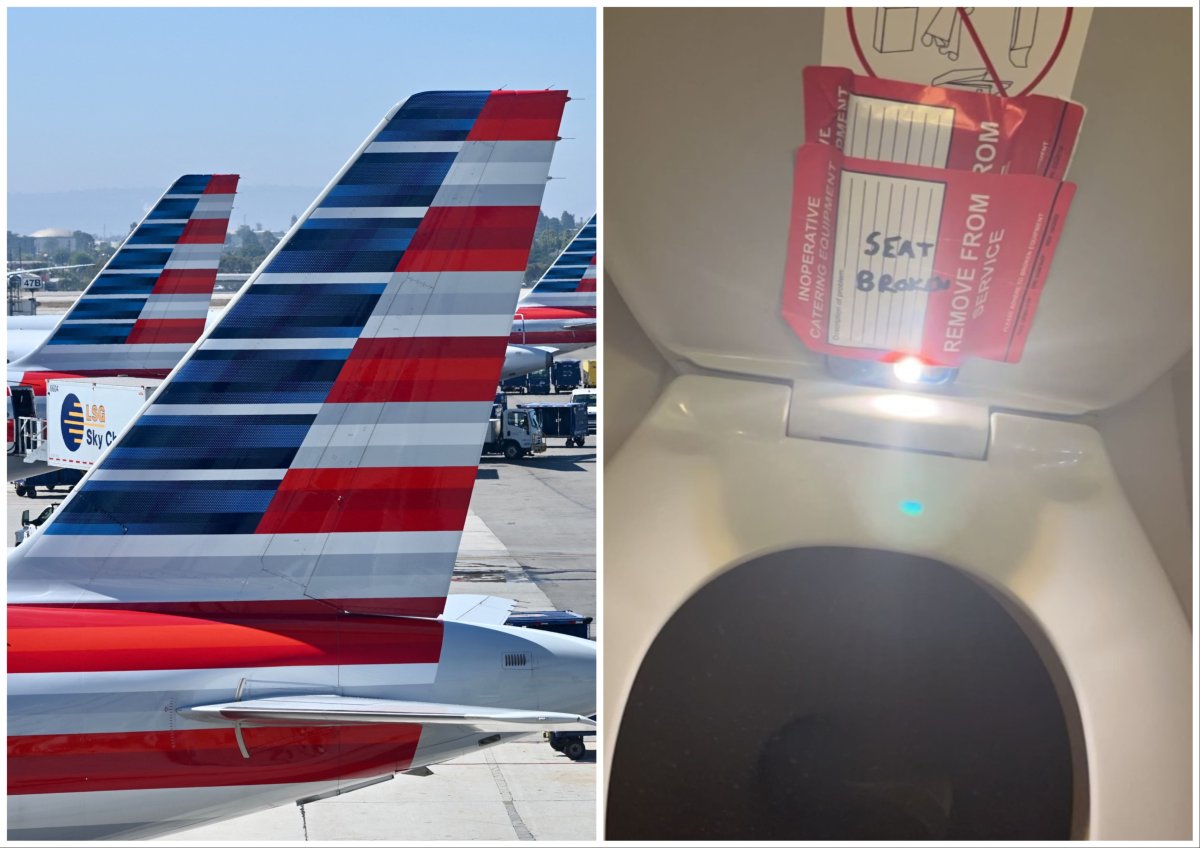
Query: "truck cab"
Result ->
[[483, 407, 547, 460]]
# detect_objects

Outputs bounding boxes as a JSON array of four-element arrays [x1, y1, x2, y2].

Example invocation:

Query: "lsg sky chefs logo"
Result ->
[[60, 394, 85, 451], [60, 393, 115, 452]]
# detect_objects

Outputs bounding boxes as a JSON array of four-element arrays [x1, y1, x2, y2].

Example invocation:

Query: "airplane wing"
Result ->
[[182, 695, 596, 732], [7, 263, 95, 275]]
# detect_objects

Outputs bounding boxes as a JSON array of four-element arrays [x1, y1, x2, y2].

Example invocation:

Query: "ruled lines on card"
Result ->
[[830, 171, 945, 351], [844, 94, 955, 167]]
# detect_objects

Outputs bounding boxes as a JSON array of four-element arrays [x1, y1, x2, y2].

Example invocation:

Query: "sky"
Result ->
[[7, 7, 596, 233]]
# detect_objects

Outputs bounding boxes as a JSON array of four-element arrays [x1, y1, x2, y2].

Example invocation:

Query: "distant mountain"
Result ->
[[8, 184, 323, 237]]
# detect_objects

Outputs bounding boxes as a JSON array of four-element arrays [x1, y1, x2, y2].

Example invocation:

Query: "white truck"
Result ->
[[482, 407, 546, 460], [44, 377, 162, 471], [570, 387, 597, 434]]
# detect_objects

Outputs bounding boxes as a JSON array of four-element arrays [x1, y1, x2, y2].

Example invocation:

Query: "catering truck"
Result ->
[[518, 401, 588, 447], [551, 359, 583, 393], [481, 406, 547, 460], [43, 377, 162, 471], [570, 387, 597, 434]]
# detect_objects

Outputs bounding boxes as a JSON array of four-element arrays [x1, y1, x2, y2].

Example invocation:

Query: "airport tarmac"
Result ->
[[6, 395, 598, 841], [160, 737, 595, 841], [475, 393, 597, 624]]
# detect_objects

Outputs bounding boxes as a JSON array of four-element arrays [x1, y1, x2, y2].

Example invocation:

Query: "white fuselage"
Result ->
[[8, 609, 594, 840]]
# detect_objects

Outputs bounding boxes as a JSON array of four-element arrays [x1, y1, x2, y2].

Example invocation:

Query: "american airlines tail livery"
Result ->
[[6, 175, 239, 480], [7, 90, 594, 840], [503, 213, 597, 379]]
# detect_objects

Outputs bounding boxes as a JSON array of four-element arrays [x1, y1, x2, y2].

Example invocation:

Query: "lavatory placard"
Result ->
[[822, 7, 1093, 100], [804, 66, 1084, 179], [781, 142, 1075, 365]]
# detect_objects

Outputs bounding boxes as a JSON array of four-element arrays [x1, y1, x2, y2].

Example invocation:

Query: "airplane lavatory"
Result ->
[[603, 7, 1193, 841]]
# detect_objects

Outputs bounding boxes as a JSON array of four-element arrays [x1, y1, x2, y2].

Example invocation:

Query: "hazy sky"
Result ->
[[8, 7, 596, 224]]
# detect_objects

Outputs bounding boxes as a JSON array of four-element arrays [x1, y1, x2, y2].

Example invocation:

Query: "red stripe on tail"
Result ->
[[467, 90, 569, 141], [578, 258, 597, 292], [178, 219, 230, 244], [150, 269, 219, 295], [326, 336, 508, 404], [256, 466, 479, 535], [203, 174, 240, 195], [397, 206, 541, 272], [125, 319, 207, 345]]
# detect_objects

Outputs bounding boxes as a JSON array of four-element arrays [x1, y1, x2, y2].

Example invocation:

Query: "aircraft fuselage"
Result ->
[[510, 305, 596, 349], [8, 604, 594, 840]]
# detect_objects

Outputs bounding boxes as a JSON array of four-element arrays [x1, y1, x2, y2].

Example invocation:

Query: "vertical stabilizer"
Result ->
[[10, 92, 569, 618], [11, 175, 239, 379]]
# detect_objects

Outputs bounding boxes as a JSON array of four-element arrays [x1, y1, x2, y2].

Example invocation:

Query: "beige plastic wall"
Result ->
[[604, 7, 1195, 618], [604, 7, 1194, 415]]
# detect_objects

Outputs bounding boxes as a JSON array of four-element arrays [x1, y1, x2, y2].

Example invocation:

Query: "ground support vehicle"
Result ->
[[518, 402, 588, 447]]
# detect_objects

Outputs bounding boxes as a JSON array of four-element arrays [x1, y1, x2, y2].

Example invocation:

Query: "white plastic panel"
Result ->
[[787, 382, 990, 459], [604, 374, 1192, 838], [605, 8, 1193, 414]]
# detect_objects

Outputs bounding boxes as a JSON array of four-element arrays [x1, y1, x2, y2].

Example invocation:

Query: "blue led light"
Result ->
[[899, 500, 924, 516]]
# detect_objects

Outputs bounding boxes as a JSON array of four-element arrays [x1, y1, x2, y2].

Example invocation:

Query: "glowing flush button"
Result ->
[[899, 500, 924, 517]]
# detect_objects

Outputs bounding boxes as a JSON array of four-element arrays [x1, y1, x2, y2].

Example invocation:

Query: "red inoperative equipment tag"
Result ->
[[781, 143, 1075, 365], [804, 66, 1084, 180]]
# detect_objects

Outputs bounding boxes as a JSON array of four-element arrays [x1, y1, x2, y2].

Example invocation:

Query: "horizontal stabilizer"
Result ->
[[181, 694, 596, 732], [561, 318, 596, 330], [439, 594, 517, 625]]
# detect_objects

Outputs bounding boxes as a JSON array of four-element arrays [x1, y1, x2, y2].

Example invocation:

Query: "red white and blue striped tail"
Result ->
[[9, 91, 570, 618], [523, 213, 596, 308], [10, 175, 238, 381]]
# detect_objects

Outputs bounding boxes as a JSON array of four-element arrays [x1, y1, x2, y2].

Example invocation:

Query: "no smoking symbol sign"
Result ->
[[845, 7, 1076, 97]]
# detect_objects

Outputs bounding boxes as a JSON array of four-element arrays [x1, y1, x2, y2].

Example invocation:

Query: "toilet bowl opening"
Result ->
[[607, 546, 1087, 841]]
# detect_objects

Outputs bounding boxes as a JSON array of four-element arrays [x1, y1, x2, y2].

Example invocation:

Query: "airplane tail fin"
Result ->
[[11, 175, 238, 376], [10, 92, 569, 618], [523, 213, 596, 307]]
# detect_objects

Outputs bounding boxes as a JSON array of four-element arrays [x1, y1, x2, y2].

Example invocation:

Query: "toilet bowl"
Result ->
[[604, 375, 1192, 839], [603, 7, 1193, 841]]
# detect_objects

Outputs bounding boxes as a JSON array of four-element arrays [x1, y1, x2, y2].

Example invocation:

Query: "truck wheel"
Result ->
[[15, 484, 28, 498], [563, 740, 586, 761], [503, 442, 521, 460], [574, 437, 586, 447]]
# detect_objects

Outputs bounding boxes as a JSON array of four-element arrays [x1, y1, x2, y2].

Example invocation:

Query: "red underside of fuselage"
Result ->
[[508, 330, 597, 345], [9, 725, 424, 795], [509, 306, 596, 346], [7, 603, 444, 795]]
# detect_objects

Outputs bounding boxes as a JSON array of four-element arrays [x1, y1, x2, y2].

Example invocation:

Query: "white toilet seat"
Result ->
[[604, 374, 1192, 839]]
